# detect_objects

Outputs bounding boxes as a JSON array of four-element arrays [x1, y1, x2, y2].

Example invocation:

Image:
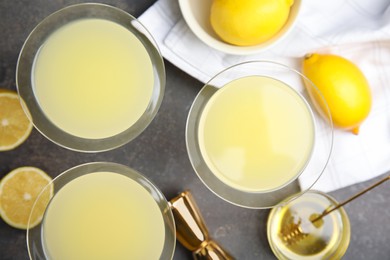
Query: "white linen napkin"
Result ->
[[139, 0, 390, 192]]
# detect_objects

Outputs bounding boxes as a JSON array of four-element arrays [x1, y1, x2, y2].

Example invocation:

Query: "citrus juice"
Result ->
[[198, 76, 314, 192], [32, 19, 154, 139], [42, 172, 165, 260]]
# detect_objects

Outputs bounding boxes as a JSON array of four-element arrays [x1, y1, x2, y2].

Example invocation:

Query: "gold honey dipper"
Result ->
[[281, 174, 390, 245]]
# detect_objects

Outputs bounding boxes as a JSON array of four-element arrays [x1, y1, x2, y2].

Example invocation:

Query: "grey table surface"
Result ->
[[0, 0, 389, 259]]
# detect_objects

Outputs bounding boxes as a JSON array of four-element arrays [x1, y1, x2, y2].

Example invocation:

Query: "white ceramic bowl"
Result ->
[[178, 0, 301, 55]]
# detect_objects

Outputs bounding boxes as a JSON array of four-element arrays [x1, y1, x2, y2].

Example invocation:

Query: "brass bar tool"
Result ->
[[170, 191, 234, 260]]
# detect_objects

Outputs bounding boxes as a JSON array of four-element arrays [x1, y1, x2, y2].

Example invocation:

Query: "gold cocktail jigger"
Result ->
[[170, 191, 234, 260]]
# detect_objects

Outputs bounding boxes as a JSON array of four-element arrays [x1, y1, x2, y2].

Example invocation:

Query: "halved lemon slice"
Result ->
[[0, 89, 33, 151], [0, 167, 53, 229]]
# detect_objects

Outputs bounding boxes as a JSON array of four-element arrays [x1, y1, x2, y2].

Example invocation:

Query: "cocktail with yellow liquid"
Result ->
[[27, 162, 176, 260], [16, 3, 165, 152], [186, 61, 333, 208]]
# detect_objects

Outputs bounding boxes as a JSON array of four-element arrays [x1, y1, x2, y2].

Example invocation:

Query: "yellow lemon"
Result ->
[[0, 167, 53, 229], [0, 89, 33, 151], [210, 0, 294, 46], [302, 53, 372, 134]]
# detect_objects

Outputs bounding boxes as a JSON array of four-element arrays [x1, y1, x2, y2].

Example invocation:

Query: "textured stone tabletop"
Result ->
[[0, 1, 389, 259]]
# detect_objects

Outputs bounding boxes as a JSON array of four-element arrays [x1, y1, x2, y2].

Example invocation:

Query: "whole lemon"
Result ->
[[210, 0, 294, 46], [302, 53, 372, 134]]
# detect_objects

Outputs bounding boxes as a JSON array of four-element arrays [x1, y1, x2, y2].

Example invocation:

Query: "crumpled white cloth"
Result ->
[[139, 0, 390, 192]]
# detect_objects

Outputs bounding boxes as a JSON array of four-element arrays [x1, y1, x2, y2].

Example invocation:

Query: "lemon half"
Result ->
[[0, 167, 53, 229], [0, 89, 32, 151]]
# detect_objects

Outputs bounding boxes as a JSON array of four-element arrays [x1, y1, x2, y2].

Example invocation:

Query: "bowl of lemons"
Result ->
[[179, 0, 301, 55]]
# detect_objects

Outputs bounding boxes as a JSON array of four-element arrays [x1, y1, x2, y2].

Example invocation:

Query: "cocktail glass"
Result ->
[[186, 60, 333, 208], [16, 3, 165, 152], [27, 162, 176, 260]]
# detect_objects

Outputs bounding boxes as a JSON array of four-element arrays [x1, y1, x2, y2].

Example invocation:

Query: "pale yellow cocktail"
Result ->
[[33, 18, 154, 139], [42, 171, 165, 259], [198, 76, 315, 192]]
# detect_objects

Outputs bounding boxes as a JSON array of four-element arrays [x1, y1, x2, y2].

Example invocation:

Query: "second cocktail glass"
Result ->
[[186, 61, 333, 208]]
